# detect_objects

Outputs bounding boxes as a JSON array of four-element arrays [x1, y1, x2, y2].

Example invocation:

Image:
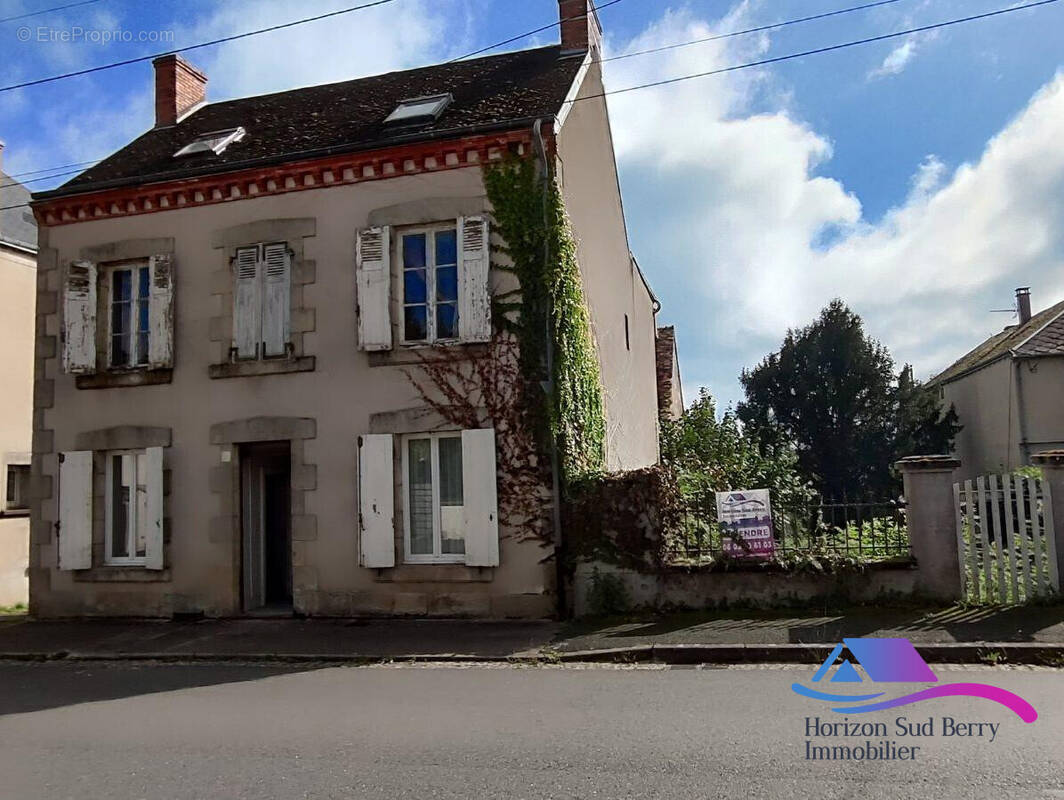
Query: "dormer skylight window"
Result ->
[[384, 94, 452, 125], [173, 126, 246, 157]]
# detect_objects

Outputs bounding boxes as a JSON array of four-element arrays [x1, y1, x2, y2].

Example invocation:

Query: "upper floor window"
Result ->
[[401, 226, 459, 344], [232, 242, 292, 360], [109, 263, 151, 368], [61, 254, 174, 378], [355, 217, 491, 352]]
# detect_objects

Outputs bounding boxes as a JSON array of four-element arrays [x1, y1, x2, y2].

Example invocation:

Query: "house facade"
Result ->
[[930, 288, 1064, 480], [28, 1, 664, 619], [0, 143, 36, 608]]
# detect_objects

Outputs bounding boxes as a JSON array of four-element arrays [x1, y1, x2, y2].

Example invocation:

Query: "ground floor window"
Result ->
[[4, 463, 30, 512], [105, 451, 149, 564], [403, 433, 465, 563]]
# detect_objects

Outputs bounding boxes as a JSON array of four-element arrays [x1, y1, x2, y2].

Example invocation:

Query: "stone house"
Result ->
[[930, 288, 1064, 479], [27, 1, 667, 618], [0, 143, 36, 607]]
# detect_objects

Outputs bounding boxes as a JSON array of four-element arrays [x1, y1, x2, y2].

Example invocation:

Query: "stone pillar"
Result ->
[[896, 455, 962, 603], [1031, 451, 1064, 590]]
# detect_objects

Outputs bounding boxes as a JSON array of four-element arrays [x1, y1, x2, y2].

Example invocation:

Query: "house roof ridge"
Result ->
[[931, 297, 1064, 385], [189, 44, 564, 112]]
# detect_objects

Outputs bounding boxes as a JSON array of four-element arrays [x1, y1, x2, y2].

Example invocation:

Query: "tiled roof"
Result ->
[[0, 171, 37, 251], [931, 299, 1064, 385], [1014, 309, 1064, 357], [37, 45, 584, 200]]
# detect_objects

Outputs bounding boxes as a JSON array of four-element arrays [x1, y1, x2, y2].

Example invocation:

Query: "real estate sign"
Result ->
[[715, 489, 776, 559]]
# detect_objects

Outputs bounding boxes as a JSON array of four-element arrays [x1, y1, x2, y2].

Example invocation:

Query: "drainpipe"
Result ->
[[533, 117, 567, 619], [1013, 356, 1030, 467]]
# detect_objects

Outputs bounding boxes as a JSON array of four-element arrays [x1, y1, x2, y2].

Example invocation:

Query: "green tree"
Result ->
[[737, 300, 959, 500], [662, 388, 813, 513]]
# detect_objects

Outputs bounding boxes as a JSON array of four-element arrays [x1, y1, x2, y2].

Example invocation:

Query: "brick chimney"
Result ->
[[559, 0, 602, 56], [1016, 287, 1032, 325], [153, 54, 207, 128]]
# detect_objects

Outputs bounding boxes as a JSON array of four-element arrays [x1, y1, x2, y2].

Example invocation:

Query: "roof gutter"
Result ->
[[32, 116, 548, 204]]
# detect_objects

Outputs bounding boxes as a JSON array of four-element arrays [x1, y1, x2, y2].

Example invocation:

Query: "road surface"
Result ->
[[0, 662, 1060, 799]]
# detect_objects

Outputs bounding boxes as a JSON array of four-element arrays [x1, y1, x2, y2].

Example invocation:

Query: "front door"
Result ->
[[241, 442, 292, 612]]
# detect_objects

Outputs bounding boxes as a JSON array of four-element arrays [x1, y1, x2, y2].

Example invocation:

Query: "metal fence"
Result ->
[[666, 497, 911, 565]]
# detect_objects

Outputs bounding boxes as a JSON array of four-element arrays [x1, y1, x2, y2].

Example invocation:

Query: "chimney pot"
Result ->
[[1016, 287, 1032, 326], [153, 54, 207, 128], [559, 0, 602, 56]]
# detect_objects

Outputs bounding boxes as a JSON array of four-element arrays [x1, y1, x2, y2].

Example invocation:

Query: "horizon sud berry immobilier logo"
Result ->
[[791, 638, 1037, 762]]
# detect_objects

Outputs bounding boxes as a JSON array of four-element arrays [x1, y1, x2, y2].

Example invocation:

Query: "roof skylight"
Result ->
[[384, 94, 452, 125], [173, 127, 246, 157]]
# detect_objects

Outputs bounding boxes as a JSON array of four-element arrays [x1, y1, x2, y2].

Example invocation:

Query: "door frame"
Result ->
[[240, 441, 292, 612]]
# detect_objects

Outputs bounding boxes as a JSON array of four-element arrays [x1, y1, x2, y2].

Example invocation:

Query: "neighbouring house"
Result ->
[[930, 288, 1064, 479], [655, 325, 684, 422], [28, 1, 668, 618], [0, 141, 37, 608]]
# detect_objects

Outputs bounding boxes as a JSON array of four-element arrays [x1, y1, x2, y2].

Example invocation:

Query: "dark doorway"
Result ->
[[240, 442, 292, 613]]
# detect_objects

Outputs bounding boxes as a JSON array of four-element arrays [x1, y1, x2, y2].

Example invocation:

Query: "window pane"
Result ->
[[408, 439, 433, 556], [404, 268, 427, 304], [404, 305, 428, 341], [111, 270, 132, 367], [111, 455, 129, 559], [436, 265, 458, 303], [113, 269, 132, 303], [403, 234, 426, 268], [436, 303, 459, 340], [439, 437, 464, 556], [135, 453, 148, 558], [138, 266, 150, 301], [435, 229, 457, 267], [438, 438, 463, 506]]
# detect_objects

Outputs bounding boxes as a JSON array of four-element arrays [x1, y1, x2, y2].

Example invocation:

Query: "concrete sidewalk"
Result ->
[[1, 604, 1063, 664]]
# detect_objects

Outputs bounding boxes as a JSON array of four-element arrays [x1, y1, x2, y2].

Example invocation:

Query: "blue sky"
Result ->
[[2, 0, 1063, 409]]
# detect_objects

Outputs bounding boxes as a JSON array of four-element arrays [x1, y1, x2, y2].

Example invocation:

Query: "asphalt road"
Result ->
[[0, 662, 1061, 799]]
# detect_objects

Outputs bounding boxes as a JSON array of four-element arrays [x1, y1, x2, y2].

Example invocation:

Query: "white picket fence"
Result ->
[[953, 474, 1060, 605]]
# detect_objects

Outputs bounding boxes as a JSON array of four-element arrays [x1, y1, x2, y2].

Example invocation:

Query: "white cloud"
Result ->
[[175, 0, 456, 101], [606, 5, 1064, 404], [868, 40, 916, 79]]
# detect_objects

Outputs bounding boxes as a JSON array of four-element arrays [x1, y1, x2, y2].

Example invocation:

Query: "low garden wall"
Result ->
[[572, 562, 920, 616], [566, 457, 964, 616]]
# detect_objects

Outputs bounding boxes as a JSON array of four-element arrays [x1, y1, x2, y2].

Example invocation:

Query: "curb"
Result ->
[[0, 642, 1061, 666]]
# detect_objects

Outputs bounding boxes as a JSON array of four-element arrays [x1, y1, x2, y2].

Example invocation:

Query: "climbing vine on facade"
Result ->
[[483, 156, 607, 485]]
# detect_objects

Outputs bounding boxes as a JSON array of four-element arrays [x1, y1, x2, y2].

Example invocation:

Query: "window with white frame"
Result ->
[[401, 226, 459, 343], [109, 262, 151, 368], [403, 433, 465, 562], [105, 451, 150, 564], [4, 463, 30, 512]]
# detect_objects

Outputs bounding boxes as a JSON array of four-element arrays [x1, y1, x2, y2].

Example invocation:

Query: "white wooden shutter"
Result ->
[[233, 245, 261, 359], [356, 226, 392, 352], [458, 216, 491, 343], [62, 260, 97, 374], [148, 254, 175, 368], [462, 428, 499, 567], [358, 434, 395, 568], [262, 242, 291, 358], [58, 451, 93, 570], [144, 446, 165, 571]]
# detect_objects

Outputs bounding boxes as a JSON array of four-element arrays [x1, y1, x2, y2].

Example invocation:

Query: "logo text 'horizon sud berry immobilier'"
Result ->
[[791, 638, 1037, 762]]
